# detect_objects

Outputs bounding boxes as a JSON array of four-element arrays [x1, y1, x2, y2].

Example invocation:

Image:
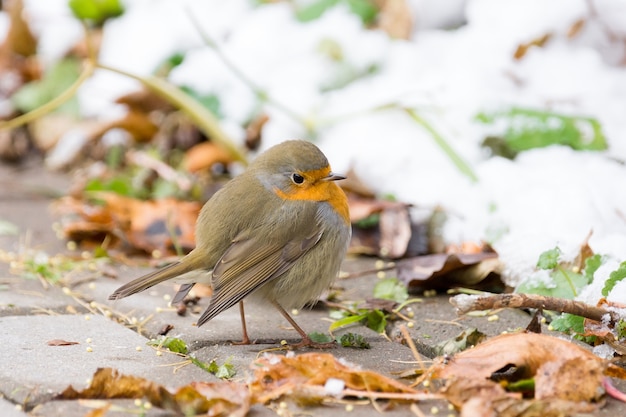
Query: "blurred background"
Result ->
[[2, 0, 626, 304]]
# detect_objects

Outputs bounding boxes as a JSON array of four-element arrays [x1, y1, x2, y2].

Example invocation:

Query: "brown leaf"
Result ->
[[96, 193, 200, 253], [349, 196, 424, 259], [567, 18, 586, 38], [58, 368, 250, 416], [2, 0, 37, 58], [513, 33, 552, 60], [54, 193, 200, 254], [574, 230, 594, 276], [397, 252, 503, 292], [374, 0, 413, 40], [183, 141, 234, 173], [47, 339, 79, 346], [429, 332, 607, 406], [250, 353, 417, 404], [244, 113, 269, 150]]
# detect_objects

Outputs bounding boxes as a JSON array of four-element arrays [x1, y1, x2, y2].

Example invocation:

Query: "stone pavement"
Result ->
[[1, 161, 624, 417]]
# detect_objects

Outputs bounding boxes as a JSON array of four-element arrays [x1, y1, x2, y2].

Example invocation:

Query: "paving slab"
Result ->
[[0, 397, 27, 417], [2, 162, 626, 416], [0, 314, 211, 410]]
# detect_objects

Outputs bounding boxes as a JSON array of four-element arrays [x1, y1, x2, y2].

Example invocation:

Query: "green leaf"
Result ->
[[346, 0, 378, 24], [309, 332, 334, 343], [337, 333, 370, 349], [148, 337, 188, 354], [329, 313, 367, 332], [179, 87, 222, 118], [550, 313, 585, 334], [616, 320, 626, 340], [507, 378, 535, 393], [602, 261, 626, 297], [517, 269, 587, 299], [212, 359, 237, 379], [295, 0, 340, 22], [69, 0, 124, 23], [365, 309, 387, 333], [583, 254, 604, 283], [354, 213, 379, 229], [12, 59, 81, 116], [549, 313, 596, 343], [84, 177, 134, 197], [295, 0, 378, 24], [536, 247, 561, 270], [373, 277, 408, 303], [476, 107, 607, 153]]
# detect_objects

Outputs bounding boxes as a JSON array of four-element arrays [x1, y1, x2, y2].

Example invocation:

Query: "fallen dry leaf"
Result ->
[[58, 367, 250, 417], [349, 195, 426, 259], [427, 332, 608, 415], [250, 353, 423, 405], [397, 252, 503, 292], [54, 193, 200, 254], [47, 339, 79, 346]]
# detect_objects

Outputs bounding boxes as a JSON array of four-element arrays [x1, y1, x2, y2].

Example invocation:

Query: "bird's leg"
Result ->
[[271, 300, 336, 349], [231, 301, 252, 345]]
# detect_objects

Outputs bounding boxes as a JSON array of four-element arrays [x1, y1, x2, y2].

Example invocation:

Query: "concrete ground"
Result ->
[[1, 160, 625, 417]]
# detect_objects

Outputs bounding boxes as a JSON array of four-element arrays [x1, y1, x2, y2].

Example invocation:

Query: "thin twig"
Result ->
[[450, 293, 622, 324], [399, 324, 426, 373]]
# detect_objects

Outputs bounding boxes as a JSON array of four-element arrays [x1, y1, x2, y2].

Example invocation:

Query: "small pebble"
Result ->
[[487, 315, 499, 322]]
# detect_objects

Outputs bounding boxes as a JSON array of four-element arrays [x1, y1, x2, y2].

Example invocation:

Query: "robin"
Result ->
[[109, 140, 351, 348]]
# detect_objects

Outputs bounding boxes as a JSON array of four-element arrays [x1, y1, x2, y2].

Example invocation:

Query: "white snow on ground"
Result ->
[[11, 0, 626, 302]]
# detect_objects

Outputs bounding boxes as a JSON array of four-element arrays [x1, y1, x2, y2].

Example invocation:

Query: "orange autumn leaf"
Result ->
[[250, 353, 417, 404], [58, 368, 250, 417]]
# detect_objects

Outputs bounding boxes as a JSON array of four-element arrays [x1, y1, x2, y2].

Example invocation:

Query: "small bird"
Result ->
[[109, 140, 351, 347]]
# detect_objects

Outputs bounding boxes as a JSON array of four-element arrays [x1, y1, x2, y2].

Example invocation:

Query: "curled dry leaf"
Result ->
[[349, 195, 425, 259], [427, 332, 608, 415], [250, 353, 420, 405], [58, 367, 250, 417], [397, 252, 503, 292]]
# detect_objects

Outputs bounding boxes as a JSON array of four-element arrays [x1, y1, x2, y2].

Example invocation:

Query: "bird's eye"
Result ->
[[291, 173, 304, 184]]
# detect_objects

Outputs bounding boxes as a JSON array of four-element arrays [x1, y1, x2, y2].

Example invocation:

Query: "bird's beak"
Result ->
[[324, 172, 346, 181]]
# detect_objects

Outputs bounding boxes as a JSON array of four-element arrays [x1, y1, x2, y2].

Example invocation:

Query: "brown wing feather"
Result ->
[[196, 228, 323, 327]]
